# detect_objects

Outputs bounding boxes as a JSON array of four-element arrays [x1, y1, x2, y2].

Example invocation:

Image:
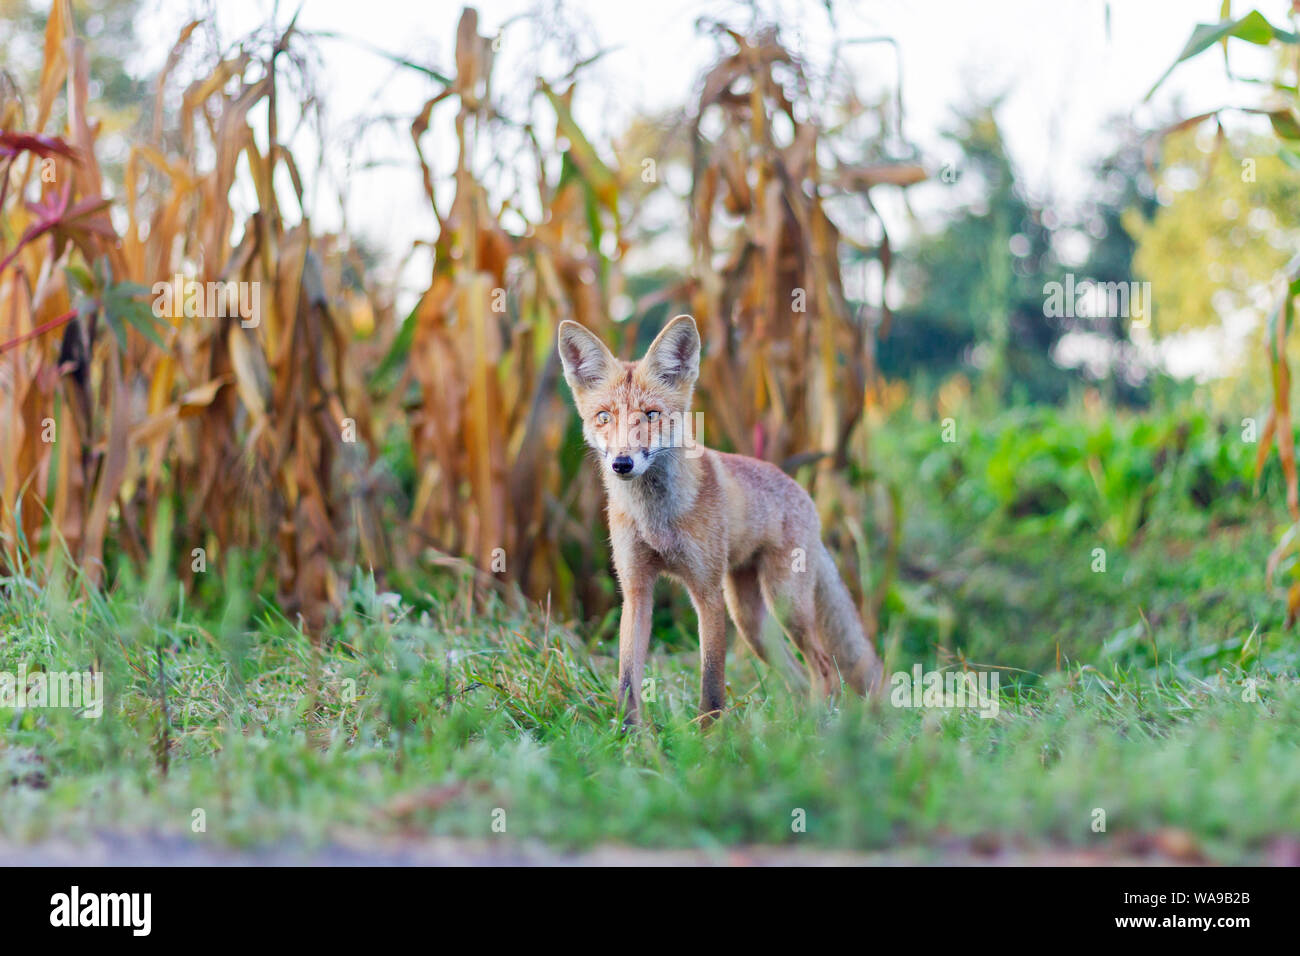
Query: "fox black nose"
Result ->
[[611, 456, 634, 475]]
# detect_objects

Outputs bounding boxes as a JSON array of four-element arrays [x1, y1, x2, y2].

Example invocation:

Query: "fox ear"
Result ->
[[642, 314, 700, 387], [558, 320, 618, 390]]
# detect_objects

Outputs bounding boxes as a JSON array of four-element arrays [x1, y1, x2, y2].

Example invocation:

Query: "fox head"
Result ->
[[557, 314, 700, 481]]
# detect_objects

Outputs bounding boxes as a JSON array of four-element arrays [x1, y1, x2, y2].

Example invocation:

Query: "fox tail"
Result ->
[[814, 543, 885, 697]]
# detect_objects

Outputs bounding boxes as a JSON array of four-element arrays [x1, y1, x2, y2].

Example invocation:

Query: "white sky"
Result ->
[[134, 0, 1295, 313]]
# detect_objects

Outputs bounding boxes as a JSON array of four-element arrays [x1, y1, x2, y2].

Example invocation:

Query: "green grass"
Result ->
[[2, 548, 1297, 861], [2, 405, 1299, 861]]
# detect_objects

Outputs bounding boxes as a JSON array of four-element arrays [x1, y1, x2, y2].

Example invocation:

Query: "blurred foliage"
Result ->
[[0, 0, 146, 108], [1149, 3, 1300, 625], [0, 0, 148, 183], [870, 396, 1288, 680], [883, 101, 1068, 404], [1129, 132, 1300, 338], [1067, 118, 1162, 404], [910, 403, 1260, 546]]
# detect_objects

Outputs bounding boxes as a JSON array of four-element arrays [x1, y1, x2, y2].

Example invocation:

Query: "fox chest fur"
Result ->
[[603, 448, 771, 590], [604, 451, 718, 586]]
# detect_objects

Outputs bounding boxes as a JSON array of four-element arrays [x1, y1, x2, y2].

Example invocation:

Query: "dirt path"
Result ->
[[0, 833, 1214, 866]]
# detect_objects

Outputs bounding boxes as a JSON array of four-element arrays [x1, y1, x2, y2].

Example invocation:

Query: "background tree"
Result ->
[[1126, 129, 1300, 406], [1066, 118, 1162, 406], [881, 100, 1066, 404]]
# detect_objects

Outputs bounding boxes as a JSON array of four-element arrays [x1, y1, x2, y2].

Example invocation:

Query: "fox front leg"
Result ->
[[616, 581, 654, 728]]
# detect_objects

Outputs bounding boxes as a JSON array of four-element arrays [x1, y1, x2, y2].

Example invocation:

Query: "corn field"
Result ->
[[1, 3, 921, 635]]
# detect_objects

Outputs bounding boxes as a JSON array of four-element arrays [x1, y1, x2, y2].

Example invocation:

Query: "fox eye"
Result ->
[[645, 410, 660, 422], [595, 411, 612, 425]]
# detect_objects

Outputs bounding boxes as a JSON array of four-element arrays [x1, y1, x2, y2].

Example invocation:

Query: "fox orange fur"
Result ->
[[558, 314, 884, 725]]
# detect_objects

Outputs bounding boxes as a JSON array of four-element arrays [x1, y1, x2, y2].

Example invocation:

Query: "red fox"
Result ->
[[558, 314, 884, 726]]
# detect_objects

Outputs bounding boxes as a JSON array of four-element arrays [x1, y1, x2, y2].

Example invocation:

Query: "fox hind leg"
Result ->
[[758, 553, 837, 699], [725, 564, 809, 692], [724, 565, 768, 661]]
